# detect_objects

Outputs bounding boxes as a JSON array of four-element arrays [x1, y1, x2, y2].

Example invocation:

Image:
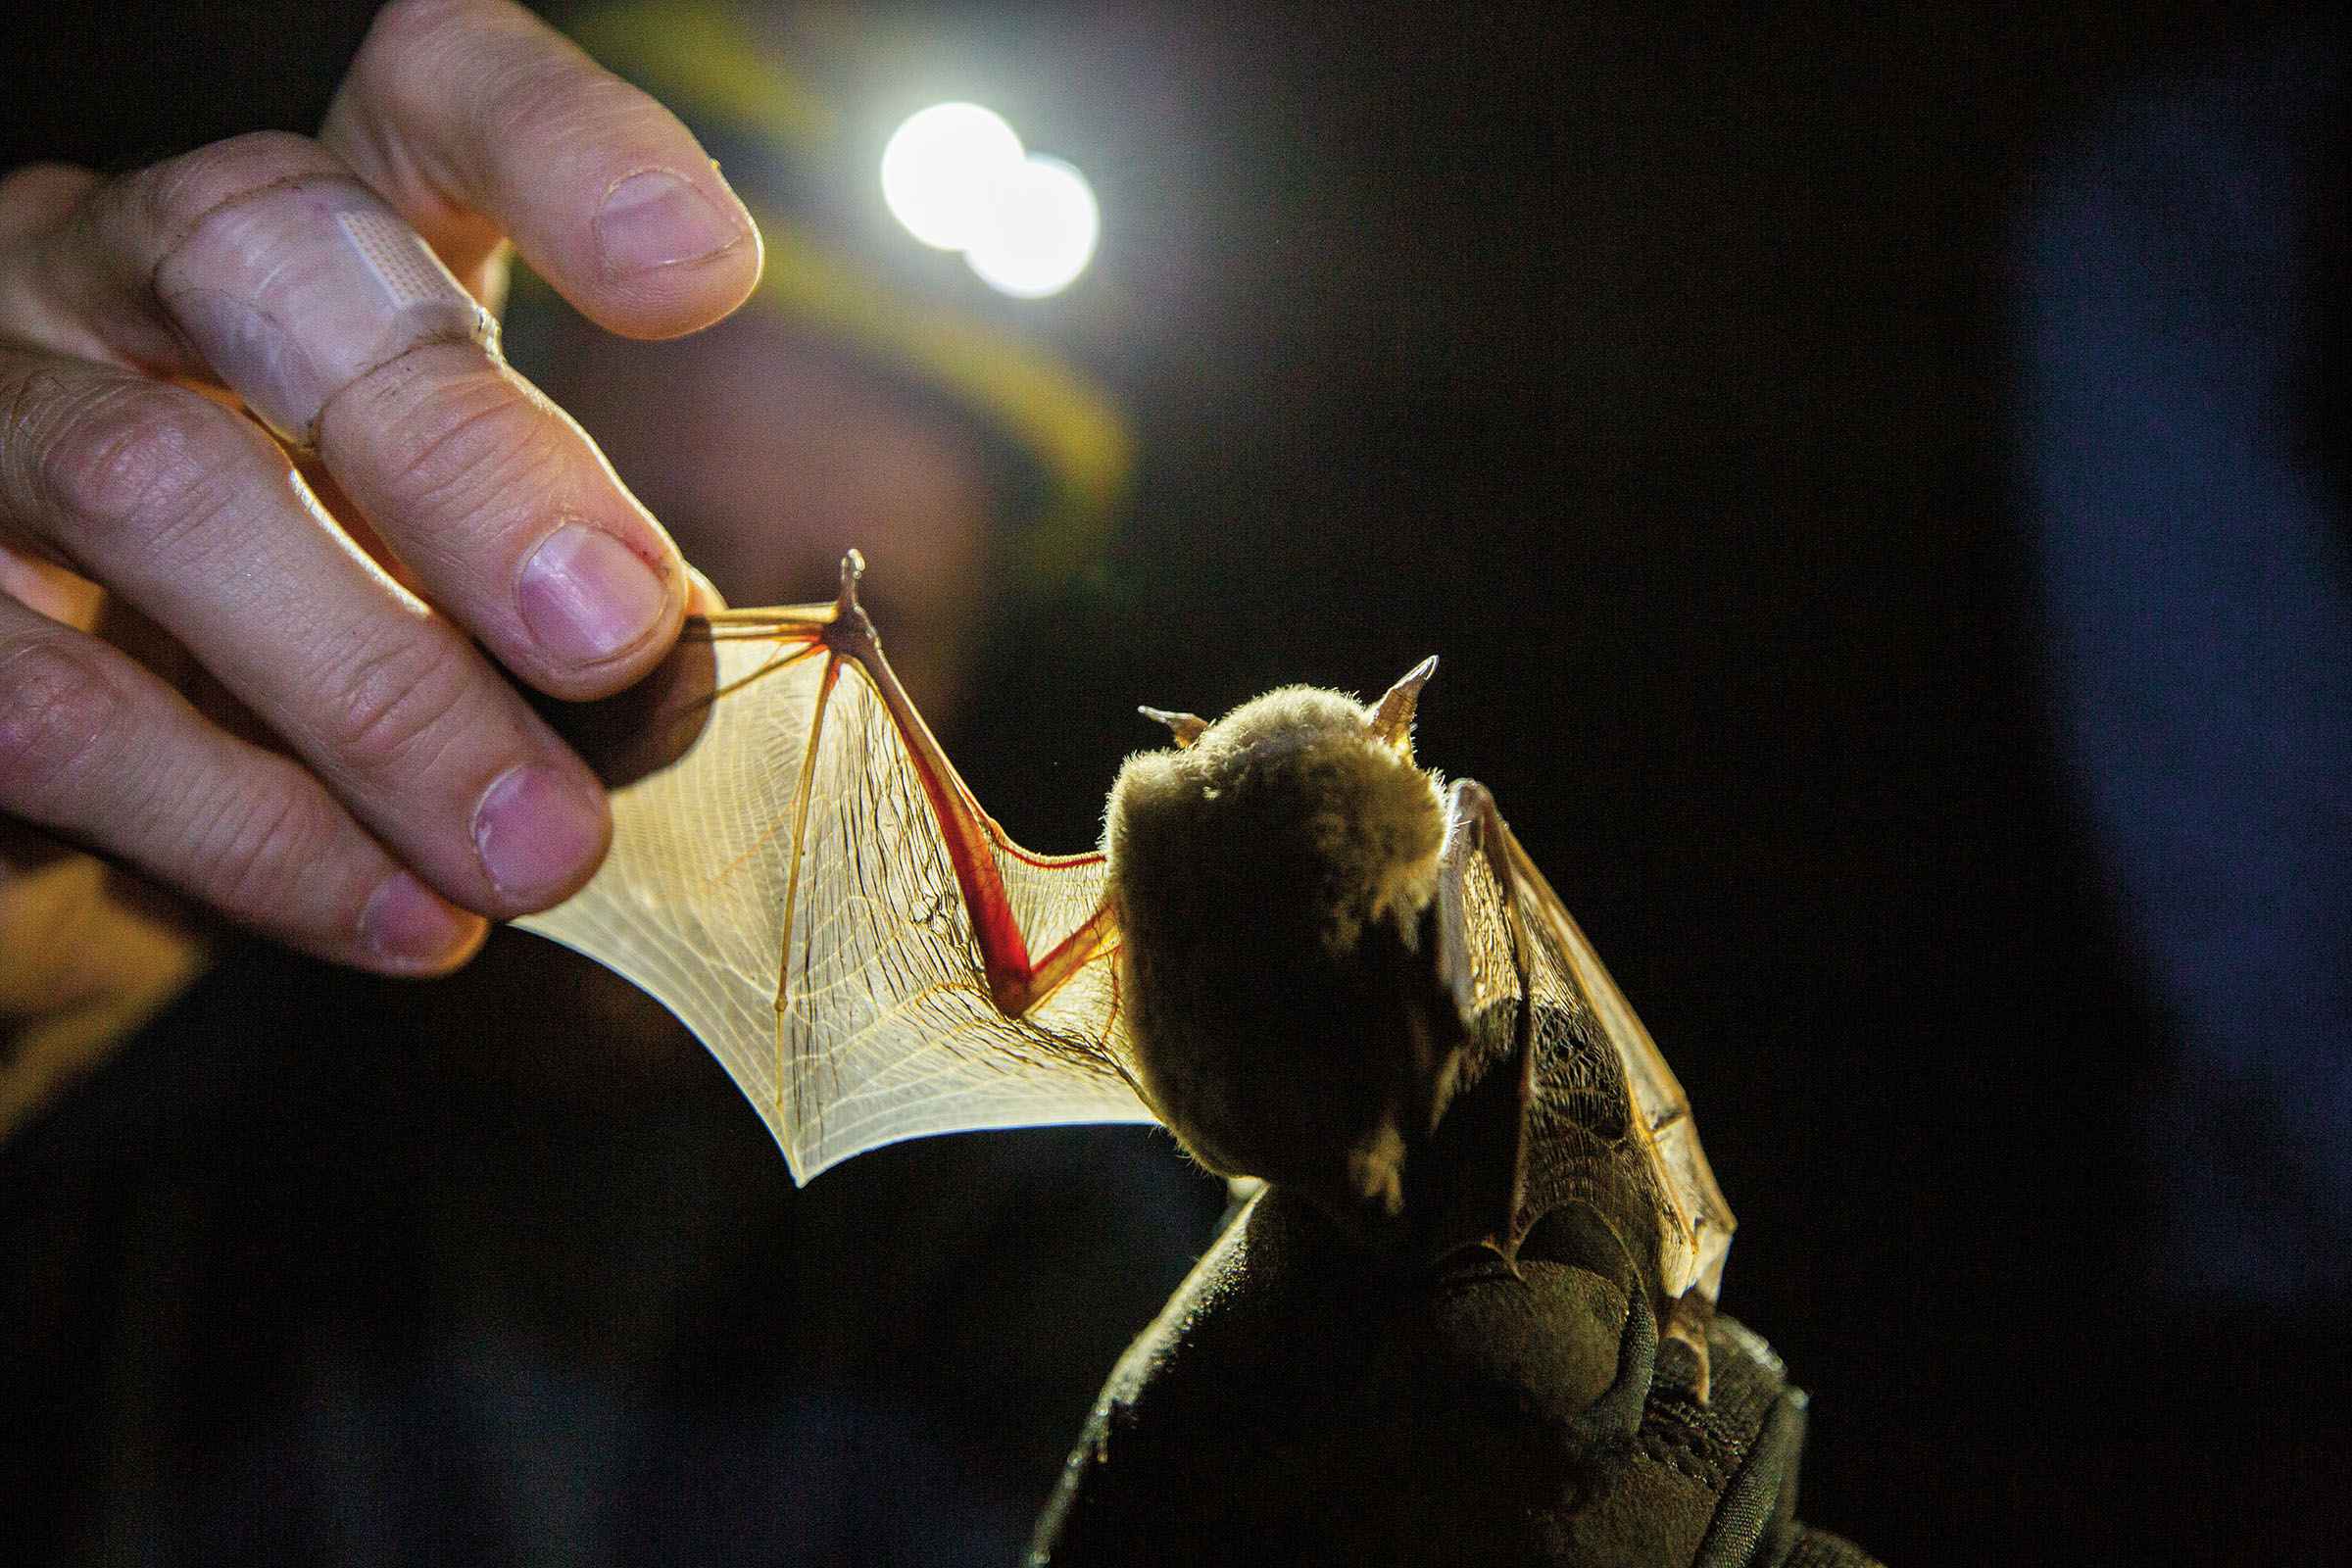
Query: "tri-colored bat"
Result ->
[[517, 552, 1734, 1375]]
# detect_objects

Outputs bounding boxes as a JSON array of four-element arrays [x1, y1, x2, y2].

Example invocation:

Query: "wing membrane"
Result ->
[[1485, 810, 1736, 1303], [777, 657, 1146, 1175], [517, 590, 1151, 1185]]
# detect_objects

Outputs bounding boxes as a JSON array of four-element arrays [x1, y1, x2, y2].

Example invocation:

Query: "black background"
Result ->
[[5, 2, 2348, 1561]]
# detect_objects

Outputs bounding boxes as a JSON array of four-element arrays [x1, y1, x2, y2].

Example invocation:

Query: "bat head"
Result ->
[[1105, 666, 1465, 1239]]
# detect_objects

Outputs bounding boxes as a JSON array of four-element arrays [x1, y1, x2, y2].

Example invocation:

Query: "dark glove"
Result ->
[[1030, 1186, 1881, 1568]]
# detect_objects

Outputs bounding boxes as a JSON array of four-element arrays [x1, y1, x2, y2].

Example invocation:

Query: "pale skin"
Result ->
[[0, 0, 762, 976]]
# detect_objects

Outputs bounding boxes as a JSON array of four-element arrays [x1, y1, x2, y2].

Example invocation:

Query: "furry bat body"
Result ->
[[518, 553, 1734, 1372]]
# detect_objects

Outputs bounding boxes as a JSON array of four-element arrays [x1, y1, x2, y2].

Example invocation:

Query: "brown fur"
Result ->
[[1104, 687, 1448, 1212]]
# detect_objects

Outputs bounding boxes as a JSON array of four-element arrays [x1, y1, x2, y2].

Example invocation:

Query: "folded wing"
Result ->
[[1481, 804, 1736, 1305]]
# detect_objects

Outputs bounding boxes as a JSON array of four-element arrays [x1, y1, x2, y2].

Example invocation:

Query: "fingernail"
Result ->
[[684, 564, 728, 613], [360, 870, 482, 968], [595, 171, 747, 273], [472, 763, 609, 900], [518, 522, 671, 667]]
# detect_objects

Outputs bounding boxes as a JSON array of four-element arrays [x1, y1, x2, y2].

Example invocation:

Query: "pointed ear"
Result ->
[[1139, 706, 1209, 748], [1367, 656, 1439, 756]]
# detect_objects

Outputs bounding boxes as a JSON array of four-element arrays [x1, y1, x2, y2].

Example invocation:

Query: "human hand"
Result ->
[[0, 0, 758, 977]]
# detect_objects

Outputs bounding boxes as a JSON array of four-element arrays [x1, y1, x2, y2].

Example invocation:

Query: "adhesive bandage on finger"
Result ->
[[154, 180, 499, 449]]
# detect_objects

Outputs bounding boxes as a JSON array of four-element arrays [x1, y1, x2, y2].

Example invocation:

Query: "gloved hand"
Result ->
[[1031, 1184, 1883, 1568]]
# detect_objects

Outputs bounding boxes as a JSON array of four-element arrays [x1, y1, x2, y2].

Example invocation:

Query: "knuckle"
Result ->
[[0, 630, 126, 807], [312, 626, 483, 780], [353, 0, 647, 193], [28, 376, 250, 549], [351, 0, 496, 112], [368, 0, 477, 54], [340, 356, 565, 538], [136, 131, 336, 243], [172, 753, 350, 920], [0, 163, 99, 240], [0, 163, 68, 205], [480, 54, 639, 152]]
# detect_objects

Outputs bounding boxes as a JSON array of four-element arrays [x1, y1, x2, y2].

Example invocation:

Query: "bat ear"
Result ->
[[1367, 656, 1440, 757], [1139, 706, 1210, 748]]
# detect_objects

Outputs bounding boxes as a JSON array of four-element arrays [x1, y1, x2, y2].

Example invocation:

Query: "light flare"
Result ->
[[881, 104, 1101, 298]]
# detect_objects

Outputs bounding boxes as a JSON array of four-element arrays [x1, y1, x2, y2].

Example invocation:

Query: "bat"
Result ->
[[517, 552, 1734, 1377]]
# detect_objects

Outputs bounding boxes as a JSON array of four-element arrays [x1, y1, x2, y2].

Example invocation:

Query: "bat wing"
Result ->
[[517, 553, 1153, 1184], [1451, 785, 1736, 1305]]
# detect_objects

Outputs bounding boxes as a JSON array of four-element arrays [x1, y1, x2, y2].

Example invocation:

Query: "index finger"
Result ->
[[320, 0, 761, 340]]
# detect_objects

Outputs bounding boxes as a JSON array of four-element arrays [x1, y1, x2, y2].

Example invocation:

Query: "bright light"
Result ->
[[963, 155, 1100, 299], [881, 105, 1101, 298], [880, 103, 1026, 251]]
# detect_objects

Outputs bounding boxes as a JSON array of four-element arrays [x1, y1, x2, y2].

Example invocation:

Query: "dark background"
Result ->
[[5, 2, 2347, 1563]]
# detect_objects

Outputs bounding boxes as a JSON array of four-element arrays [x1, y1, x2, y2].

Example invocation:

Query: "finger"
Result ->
[[8, 134, 690, 699], [0, 593, 485, 974], [322, 0, 760, 341], [0, 351, 612, 916]]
